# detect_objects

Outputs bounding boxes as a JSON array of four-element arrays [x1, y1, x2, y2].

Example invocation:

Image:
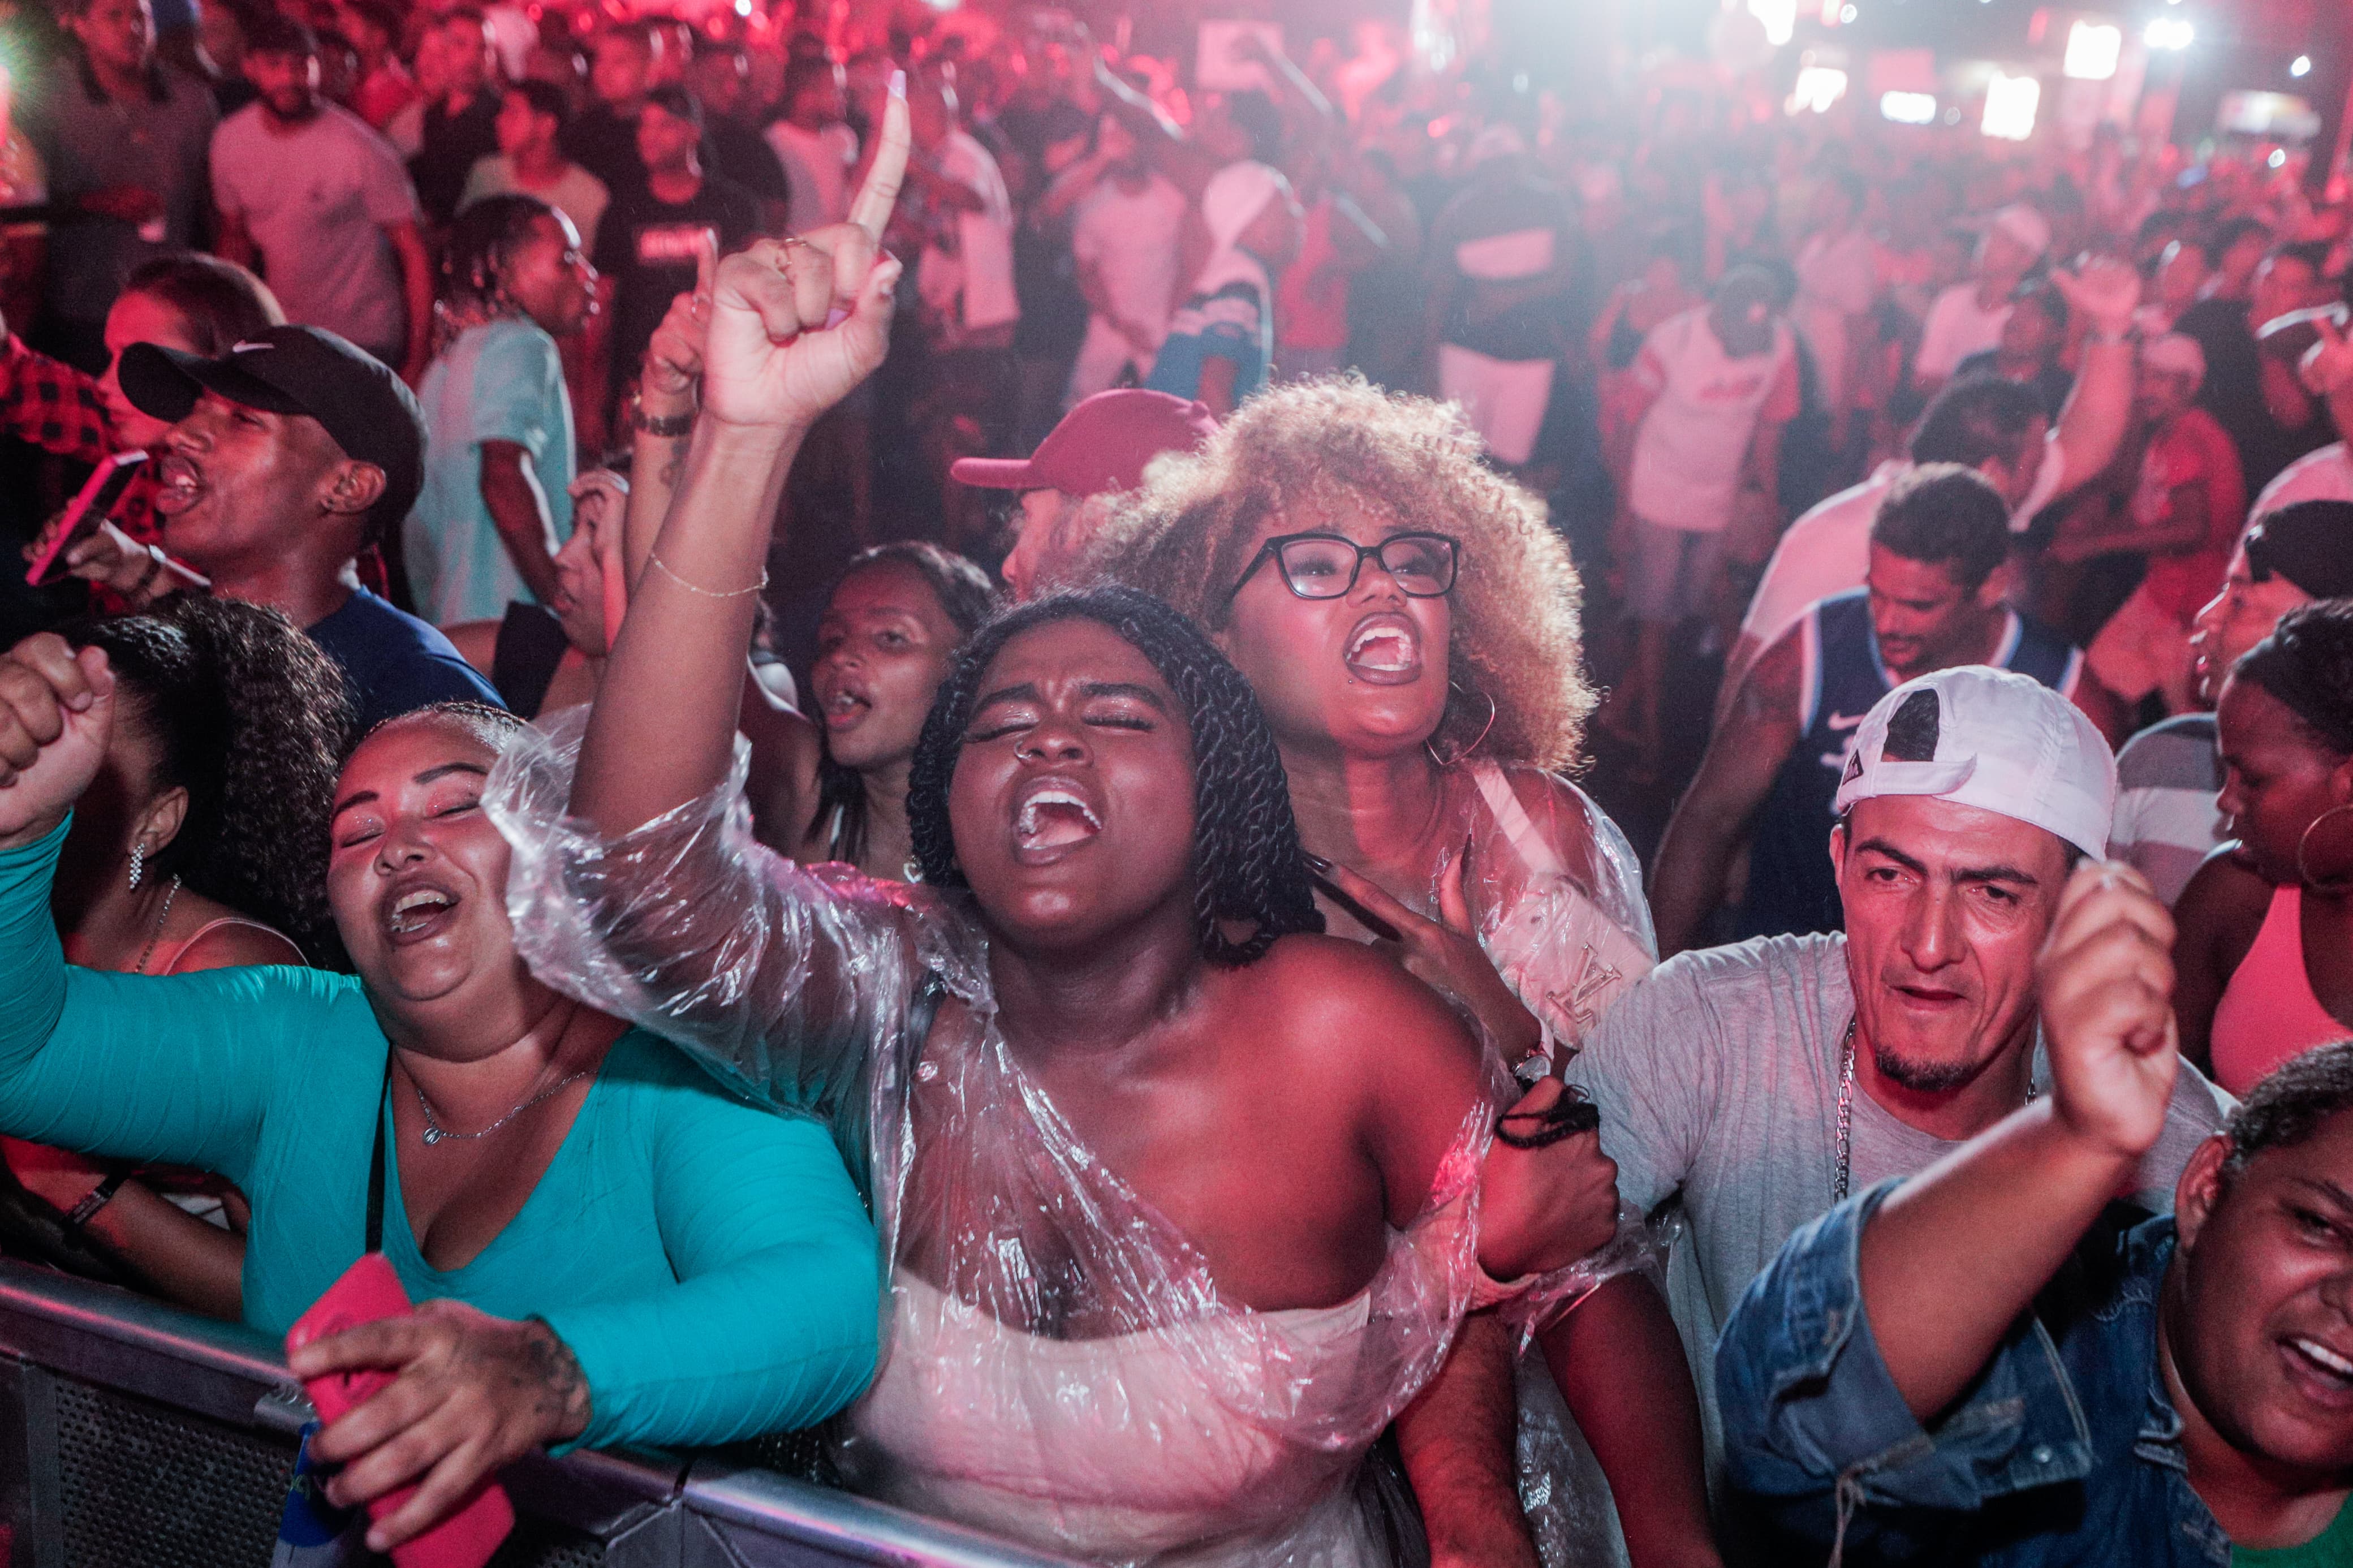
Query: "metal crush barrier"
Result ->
[[0, 1259, 1082, 1568]]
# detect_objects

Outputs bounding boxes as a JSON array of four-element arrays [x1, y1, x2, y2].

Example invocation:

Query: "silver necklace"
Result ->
[[411, 1006, 593, 1145], [1834, 1014, 2036, 1203], [415, 1067, 591, 1145], [131, 876, 183, 975]]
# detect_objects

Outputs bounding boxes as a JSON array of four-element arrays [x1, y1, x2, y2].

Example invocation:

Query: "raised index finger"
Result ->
[[693, 226, 717, 302], [848, 71, 910, 245]]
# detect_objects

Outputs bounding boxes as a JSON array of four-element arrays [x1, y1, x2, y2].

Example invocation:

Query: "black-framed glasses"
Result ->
[[1226, 532, 1462, 605]]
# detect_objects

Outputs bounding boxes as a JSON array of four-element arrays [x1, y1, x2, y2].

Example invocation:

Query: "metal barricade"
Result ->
[[0, 1259, 1080, 1568]]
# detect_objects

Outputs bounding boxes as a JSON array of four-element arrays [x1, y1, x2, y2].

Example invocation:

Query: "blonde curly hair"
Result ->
[[1083, 377, 1594, 772]]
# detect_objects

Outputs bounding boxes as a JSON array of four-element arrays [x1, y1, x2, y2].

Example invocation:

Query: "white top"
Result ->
[[765, 119, 856, 233], [1071, 172, 1188, 341], [1914, 280, 2011, 382], [916, 128, 1018, 336], [211, 102, 420, 351], [1790, 229, 1878, 410], [1627, 307, 1800, 533], [1739, 438, 2066, 648], [458, 155, 611, 255]]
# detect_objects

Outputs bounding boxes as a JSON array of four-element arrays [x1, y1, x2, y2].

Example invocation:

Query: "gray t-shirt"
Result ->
[[33, 63, 216, 322], [1564, 932, 2232, 1463], [211, 102, 421, 353]]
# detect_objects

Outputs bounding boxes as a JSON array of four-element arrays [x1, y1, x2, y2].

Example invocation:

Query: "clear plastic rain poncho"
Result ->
[[1373, 759, 1661, 1568], [489, 710, 1657, 1567]]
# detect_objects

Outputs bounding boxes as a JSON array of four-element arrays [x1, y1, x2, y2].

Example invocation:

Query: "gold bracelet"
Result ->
[[647, 552, 768, 599]]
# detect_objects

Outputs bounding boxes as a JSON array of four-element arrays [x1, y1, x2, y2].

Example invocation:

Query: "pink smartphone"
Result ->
[[286, 1253, 515, 1568], [28, 451, 146, 587]]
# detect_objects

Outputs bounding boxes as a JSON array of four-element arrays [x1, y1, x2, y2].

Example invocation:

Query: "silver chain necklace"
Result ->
[[415, 1067, 592, 1145], [131, 876, 183, 975], [1834, 1014, 2036, 1203]]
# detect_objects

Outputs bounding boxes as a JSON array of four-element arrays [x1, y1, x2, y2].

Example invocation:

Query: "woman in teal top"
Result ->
[[0, 661, 878, 1555]]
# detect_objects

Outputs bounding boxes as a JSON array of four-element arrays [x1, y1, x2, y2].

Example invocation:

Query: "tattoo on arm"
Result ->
[[520, 1317, 593, 1440]]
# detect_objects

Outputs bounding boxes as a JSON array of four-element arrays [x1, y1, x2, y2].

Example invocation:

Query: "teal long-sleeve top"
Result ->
[[0, 820, 879, 1451]]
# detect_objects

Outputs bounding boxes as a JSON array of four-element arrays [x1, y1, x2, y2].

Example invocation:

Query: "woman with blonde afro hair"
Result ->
[[1091, 378, 1714, 1568]]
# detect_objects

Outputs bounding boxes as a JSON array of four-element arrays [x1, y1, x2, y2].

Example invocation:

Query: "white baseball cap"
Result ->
[[1833, 666, 2115, 861], [1989, 203, 2052, 259]]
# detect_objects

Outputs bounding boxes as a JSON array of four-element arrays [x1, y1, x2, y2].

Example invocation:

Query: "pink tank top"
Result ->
[[149, 916, 303, 976], [2210, 886, 2353, 1097]]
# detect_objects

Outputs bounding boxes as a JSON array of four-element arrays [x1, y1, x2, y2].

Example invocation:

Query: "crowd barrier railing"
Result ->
[[0, 1257, 1083, 1568]]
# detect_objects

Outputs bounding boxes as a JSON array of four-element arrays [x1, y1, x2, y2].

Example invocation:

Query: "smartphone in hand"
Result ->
[[286, 1254, 515, 1568], [27, 451, 146, 587]]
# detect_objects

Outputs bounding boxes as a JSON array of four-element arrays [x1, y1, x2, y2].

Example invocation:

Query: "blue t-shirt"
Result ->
[[308, 587, 505, 734], [1145, 273, 1271, 406], [407, 318, 576, 625]]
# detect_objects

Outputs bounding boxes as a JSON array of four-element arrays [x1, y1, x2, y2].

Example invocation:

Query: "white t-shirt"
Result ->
[[765, 119, 856, 233], [1627, 308, 1801, 533], [1739, 437, 2067, 646], [1914, 281, 2011, 382], [212, 102, 420, 352], [915, 129, 1018, 337], [1790, 229, 1877, 410], [2250, 441, 2353, 525], [458, 155, 610, 255], [1071, 172, 1187, 342]]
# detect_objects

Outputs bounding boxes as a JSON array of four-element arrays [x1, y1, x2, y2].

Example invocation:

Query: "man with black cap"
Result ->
[[115, 325, 502, 730], [2111, 498, 2353, 903]]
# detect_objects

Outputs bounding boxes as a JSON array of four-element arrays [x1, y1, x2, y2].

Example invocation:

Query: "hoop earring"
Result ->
[[1427, 684, 1498, 770], [2298, 803, 2353, 894], [128, 841, 144, 892]]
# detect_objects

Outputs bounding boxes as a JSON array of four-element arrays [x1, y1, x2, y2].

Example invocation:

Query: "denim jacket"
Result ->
[[1716, 1181, 2233, 1566]]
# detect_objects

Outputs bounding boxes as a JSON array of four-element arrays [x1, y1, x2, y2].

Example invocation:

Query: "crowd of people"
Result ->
[[0, 0, 2351, 1563]]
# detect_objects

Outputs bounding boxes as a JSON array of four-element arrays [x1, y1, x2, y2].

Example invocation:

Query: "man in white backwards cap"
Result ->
[[1144, 159, 1302, 417], [1565, 665, 2231, 1477], [1913, 202, 2052, 398]]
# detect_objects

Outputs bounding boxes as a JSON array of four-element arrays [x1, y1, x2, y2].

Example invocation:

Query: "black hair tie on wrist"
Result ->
[[1495, 1085, 1601, 1149]]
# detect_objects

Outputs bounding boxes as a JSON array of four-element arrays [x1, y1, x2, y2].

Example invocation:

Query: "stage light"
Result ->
[[2291, 55, 2311, 77], [1787, 66, 1848, 114], [1839, 4, 1856, 20], [2062, 21, 2120, 80], [1747, 0, 1797, 48], [1880, 90, 1937, 124], [2269, 148, 2288, 168], [1981, 70, 2039, 140], [2144, 18, 2193, 50]]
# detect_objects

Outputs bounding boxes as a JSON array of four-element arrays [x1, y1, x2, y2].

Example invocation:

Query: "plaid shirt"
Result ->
[[0, 334, 165, 549]]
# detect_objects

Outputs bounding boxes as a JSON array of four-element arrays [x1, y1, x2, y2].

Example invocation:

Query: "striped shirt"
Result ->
[[2109, 713, 2225, 907]]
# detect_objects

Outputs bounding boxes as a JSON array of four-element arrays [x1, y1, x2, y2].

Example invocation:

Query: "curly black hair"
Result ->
[[808, 541, 1000, 867], [2223, 1039, 2353, 1188], [906, 586, 1324, 967], [67, 596, 354, 966]]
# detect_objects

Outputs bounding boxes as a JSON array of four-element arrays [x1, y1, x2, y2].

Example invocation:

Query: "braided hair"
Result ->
[[906, 586, 1324, 967], [434, 193, 559, 354]]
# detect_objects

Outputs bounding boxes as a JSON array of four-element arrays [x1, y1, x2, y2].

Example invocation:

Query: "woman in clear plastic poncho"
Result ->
[[487, 97, 1641, 1568], [1084, 379, 1716, 1568]]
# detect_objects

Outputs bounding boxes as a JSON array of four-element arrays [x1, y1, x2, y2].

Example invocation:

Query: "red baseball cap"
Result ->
[[951, 390, 1217, 497]]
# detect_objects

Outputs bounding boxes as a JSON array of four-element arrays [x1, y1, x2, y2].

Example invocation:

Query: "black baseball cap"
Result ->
[[120, 326, 425, 525]]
